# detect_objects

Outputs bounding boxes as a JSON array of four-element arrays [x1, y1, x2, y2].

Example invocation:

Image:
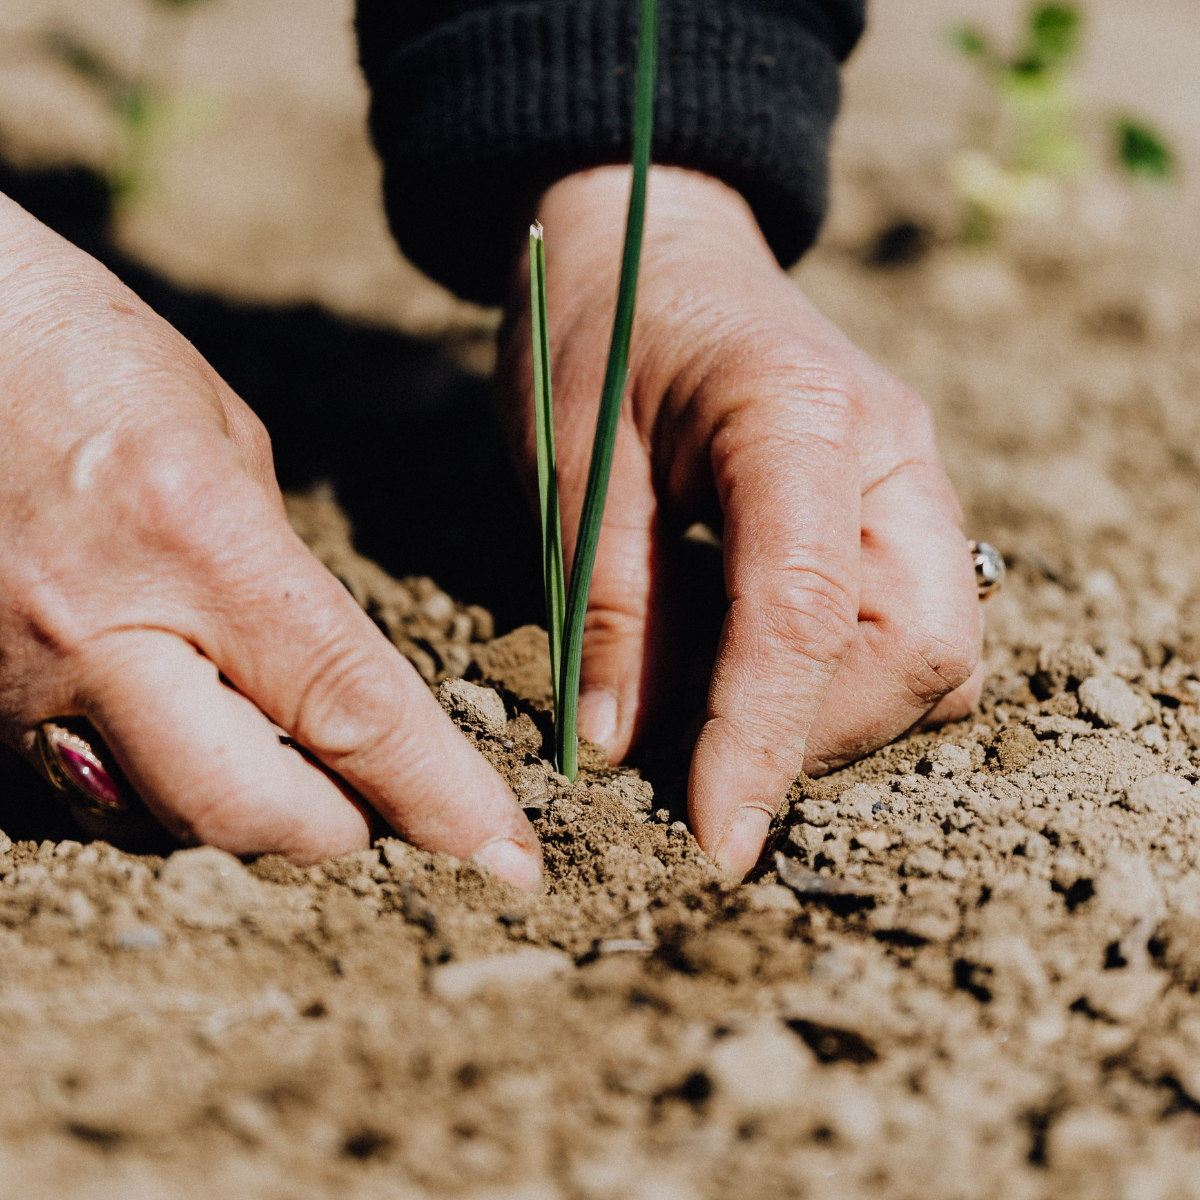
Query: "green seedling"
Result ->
[[949, 3, 1175, 242], [528, 221, 566, 720], [532, 0, 658, 779], [41, 0, 217, 208]]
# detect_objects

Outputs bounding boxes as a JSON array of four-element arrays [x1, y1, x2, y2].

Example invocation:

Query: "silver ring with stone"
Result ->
[[968, 540, 1005, 601]]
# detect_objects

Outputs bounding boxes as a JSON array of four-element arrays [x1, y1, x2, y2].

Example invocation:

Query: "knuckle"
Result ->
[[286, 629, 410, 766], [759, 568, 858, 668]]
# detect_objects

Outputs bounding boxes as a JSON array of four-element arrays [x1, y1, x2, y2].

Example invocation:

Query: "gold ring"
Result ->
[[37, 720, 133, 818]]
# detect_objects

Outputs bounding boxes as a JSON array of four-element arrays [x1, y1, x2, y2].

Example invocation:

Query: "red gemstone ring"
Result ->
[[37, 720, 132, 818]]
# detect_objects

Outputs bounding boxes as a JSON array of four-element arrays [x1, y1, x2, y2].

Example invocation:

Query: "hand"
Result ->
[[0, 194, 541, 889], [499, 166, 981, 880]]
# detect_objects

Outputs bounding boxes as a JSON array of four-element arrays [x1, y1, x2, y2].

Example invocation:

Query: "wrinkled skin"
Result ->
[[0, 192, 541, 890], [498, 167, 981, 877], [0, 161, 979, 886]]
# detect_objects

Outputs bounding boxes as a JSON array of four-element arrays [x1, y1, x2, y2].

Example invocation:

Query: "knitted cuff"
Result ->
[[364, 0, 859, 304]]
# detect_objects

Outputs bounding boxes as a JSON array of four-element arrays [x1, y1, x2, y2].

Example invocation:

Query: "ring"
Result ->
[[37, 720, 134, 818], [969, 540, 1005, 601]]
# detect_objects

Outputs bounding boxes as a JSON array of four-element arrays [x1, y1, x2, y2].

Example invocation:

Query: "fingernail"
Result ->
[[714, 806, 774, 881], [473, 838, 544, 893], [578, 689, 618, 746]]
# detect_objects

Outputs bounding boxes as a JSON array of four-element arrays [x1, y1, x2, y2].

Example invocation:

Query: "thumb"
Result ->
[[568, 429, 668, 763]]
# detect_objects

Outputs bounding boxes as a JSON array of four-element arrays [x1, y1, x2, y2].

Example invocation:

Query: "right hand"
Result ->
[[0, 193, 541, 889]]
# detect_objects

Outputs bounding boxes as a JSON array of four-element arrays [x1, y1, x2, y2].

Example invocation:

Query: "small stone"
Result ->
[[902, 848, 944, 878], [465, 604, 494, 642], [597, 938, 655, 954], [430, 948, 573, 1001], [992, 726, 1038, 771], [655, 809, 670, 823], [917, 744, 972, 778], [853, 830, 891, 855], [1122, 772, 1194, 815], [837, 783, 888, 822], [743, 883, 801, 913], [156, 847, 267, 931], [115, 924, 164, 951], [796, 800, 835, 827], [707, 1019, 811, 1109], [1078, 672, 1150, 731], [436, 678, 507, 736], [378, 838, 411, 869], [1037, 643, 1101, 693], [607, 775, 654, 816]]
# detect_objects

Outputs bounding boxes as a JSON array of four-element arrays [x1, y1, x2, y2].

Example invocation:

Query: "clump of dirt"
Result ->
[[9, 424, 1200, 1197]]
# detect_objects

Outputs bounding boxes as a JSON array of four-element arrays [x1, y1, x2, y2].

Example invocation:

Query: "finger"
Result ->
[[184, 497, 542, 889], [915, 662, 984, 730], [688, 397, 862, 879], [79, 629, 373, 863], [802, 463, 982, 773], [568, 426, 673, 761]]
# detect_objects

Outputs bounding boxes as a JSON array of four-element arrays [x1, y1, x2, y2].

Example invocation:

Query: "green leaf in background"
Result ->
[[1115, 120, 1174, 181], [951, 26, 990, 59], [1029, 4, 1080, 63]]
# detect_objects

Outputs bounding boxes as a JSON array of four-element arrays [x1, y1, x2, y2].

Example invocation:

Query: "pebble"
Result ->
[[598, 938, 655, 954], [436, 678, 507, 736], [1123, 772, 1193, 815], [743, 883, 801, 912], [115, 924, 164, 951], [429, 948, 573, 1002], [707, 1019, 811, 1109], [1077, 672, 1150, 731], [156, 846, 266, 931]]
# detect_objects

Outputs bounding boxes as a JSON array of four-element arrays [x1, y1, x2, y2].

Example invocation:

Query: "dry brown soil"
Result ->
[[4, 2, 1200, 1198]]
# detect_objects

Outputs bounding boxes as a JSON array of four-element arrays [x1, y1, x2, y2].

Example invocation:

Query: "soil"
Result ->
[[3, 1, 1200, 1198]]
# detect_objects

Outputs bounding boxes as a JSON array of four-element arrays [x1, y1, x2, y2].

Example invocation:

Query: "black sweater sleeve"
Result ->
[[356, 0, 866, 304]]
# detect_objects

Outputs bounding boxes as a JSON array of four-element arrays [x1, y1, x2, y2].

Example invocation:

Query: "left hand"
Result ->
[[497, 165, 982, 880]]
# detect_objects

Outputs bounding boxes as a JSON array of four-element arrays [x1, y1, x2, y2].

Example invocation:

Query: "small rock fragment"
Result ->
[[1077, 672, 1150, 731], [1122, 772, 1194, 815], [707, 1019, 811, 1109], [917, 744, 972, 777], [743, 883, 801, 913], [430, 948, 573, 1001], [157, 847, 266, 931], [902, 848, 944, 878], [607, 775, 654, 817], [992, 726, 1039, 772], [837, 783, 888, 822], [597, 938, 655, 954], [796, 800, 835, 827], [115, 924, 164, 951], [437, 678, 508, 736], [1037, 643, 1101, 693]]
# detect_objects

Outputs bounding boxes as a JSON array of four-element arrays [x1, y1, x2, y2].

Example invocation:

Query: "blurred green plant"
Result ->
[[40, 0, 216, 208], [950, 3, 1175, 243]]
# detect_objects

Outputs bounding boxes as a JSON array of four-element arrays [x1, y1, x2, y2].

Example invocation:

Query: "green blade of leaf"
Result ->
[[1029, 3, 1079, 63], [529, 222, 566, 734], [1114, 120, 1174, 181], [950, 25, 990, 59], [556, 0, 658, 781]]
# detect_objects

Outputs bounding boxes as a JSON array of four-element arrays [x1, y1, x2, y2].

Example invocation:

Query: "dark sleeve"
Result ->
[[357, 0, 866, 304]]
